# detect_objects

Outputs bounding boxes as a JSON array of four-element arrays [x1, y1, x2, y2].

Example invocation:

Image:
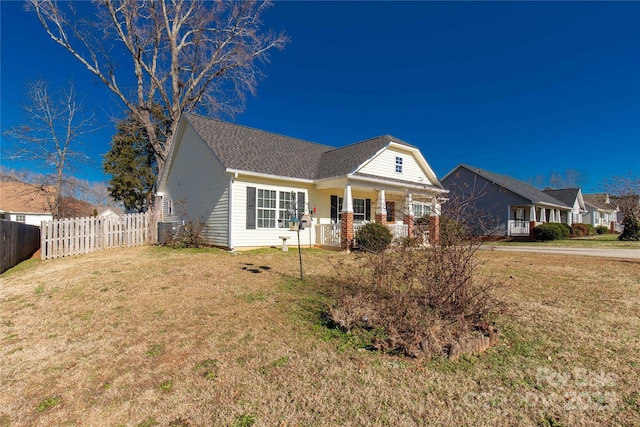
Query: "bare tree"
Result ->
[[29, 0, 288, 173], [528, 169, 586, 189], [603, 172, 640, 241], [3, 80, 95, 218]]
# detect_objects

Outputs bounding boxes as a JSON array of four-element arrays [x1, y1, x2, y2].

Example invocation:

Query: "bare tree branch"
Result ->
[[28, 0, 289, 173], [2, 80, 96, 218]]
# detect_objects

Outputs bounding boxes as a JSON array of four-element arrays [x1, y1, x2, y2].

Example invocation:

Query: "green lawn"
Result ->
[[493, 233, 640, 249]]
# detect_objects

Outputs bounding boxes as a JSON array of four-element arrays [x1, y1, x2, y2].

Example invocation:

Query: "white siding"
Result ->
[[9, 213, 51, 226], [161, 123, 230, 247], [231, 177, 314, 249], [358, 147, 433, 185]]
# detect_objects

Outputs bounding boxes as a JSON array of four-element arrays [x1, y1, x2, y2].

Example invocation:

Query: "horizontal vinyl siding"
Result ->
[[359, 147, 433, 185], [443, 167, 530, 235], [232, 177, 314, 249], [162, 123, 229, 247]]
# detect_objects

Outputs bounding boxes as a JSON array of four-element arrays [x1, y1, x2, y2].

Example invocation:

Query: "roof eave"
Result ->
[[226, 168, 315, 184]]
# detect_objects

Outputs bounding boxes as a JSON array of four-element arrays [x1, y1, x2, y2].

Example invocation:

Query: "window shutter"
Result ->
[[331, 195, 338, 223], [297, 192, 306, 215], [365, 198, 371, 221], [246, 187, 256, 229]]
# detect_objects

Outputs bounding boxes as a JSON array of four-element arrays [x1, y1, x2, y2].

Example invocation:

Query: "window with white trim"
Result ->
[[257, 189, 277, 228], [278, 191, 294, 228], [338, 197, 367, 223], [395, 156, 403, 173], [412, 202, 430, 219], [16, 214, 26, 223]]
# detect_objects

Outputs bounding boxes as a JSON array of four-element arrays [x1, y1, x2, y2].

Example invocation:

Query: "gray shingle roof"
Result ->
[[186, 114, 332, 180], [185, 114, 421, 181], [542, 188, 581, 207], [457, 164, 570, 208], [583, 193, 616, 211]]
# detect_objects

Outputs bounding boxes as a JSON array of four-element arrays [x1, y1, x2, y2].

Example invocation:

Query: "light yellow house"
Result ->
[[156, 114, 447, 250]]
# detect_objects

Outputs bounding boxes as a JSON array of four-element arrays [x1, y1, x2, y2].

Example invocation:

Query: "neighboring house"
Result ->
[[542, 188, 587, 225], [583, 194, 620, 231], [156, 114, 448, 250], [611, 194, 640, 233], [441, 164, 573, 238], [94, 206, 124, 219], [0, 181, 53, 226]]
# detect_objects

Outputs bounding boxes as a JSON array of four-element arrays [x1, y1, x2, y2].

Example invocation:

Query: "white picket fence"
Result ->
[[41, 212, 157, 260]]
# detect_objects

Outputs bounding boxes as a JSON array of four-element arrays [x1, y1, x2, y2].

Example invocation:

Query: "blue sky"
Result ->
[[1, 1, 639, 193]]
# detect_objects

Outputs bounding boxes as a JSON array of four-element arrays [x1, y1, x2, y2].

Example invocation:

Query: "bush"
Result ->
[[595, 225, 609, 235], [328, 215, 503, 359], [533, 223, 563, 241], [619, 216, 640, 241], [164, 220, 208, 248], [355, 222, 392, 253], [556, 223, 571, 238], [571, 223, 595, 237], [571, 223, 587, 237]]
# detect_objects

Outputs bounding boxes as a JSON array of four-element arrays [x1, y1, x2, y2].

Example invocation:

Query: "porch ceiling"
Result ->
[[314, 174, 447, 197]]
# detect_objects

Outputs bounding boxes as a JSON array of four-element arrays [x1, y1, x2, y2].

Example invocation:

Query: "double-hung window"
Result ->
[[250, 188, 304, 229], [353, 198, 366, 223], [278, 191, 294, 228], [412, 202, 430, 219], [337, 197, 367, 223], [257, 189, 277, 228], [395, 156, 403, 174]]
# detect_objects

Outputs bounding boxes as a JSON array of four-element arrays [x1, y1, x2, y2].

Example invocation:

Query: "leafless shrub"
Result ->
[[328, 196, 504, 359], [163, 220, 208, 249]]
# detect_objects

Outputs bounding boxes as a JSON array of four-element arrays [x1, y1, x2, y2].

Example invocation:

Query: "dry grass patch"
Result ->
[[0, 246, 639, 426]]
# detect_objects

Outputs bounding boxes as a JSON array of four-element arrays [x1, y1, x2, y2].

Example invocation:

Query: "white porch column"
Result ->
[[540, 207, 546, 222], [341, 185, 354, 251], [549, 209, 556, 223], [530, 205, 537, 222], [375, 189, 387, 225], [404, 193, 415, 238], [431, 196, 441, 217], [376, 190, 387, 216], [406, 193, 414, 217], [342, 185, 353, 213]]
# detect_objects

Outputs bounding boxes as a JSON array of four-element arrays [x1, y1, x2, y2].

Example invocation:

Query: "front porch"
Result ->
[[316, 222, 415, 248], [508, 204, 570, 237], [312, 182, 446, 250]]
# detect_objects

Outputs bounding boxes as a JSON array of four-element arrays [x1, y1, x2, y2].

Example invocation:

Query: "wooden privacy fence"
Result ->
[[1, 219, 41, 274], [41, 212, 157, 260]]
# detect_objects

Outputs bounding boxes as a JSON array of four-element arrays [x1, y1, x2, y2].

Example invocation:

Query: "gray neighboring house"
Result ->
[[583, 193, 620, 232], [441, 164, 573, 238], [542, 188, 587, 225], [156, 114, 448, 250]]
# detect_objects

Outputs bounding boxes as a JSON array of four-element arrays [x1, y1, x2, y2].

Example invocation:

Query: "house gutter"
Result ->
[[225, 168, 314, 184]]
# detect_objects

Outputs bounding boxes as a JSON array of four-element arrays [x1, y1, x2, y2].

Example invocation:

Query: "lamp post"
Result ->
[[289, 191, 304, 281]]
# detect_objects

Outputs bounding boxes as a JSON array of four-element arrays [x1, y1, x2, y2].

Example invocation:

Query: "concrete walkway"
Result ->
[[482, 245, 640, 259]]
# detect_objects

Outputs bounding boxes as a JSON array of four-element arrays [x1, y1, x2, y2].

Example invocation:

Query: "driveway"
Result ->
[[482, 245, 640, 259]]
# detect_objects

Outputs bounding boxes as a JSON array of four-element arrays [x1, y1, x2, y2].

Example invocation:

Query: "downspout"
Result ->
[[228, 174, 235, 250]]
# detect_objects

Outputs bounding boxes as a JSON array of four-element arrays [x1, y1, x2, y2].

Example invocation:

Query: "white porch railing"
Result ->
[[316, 223, 341, 247], [316, 222, 409, 248], [509, 220, 530, 236], [387, 223, 408, 240]]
